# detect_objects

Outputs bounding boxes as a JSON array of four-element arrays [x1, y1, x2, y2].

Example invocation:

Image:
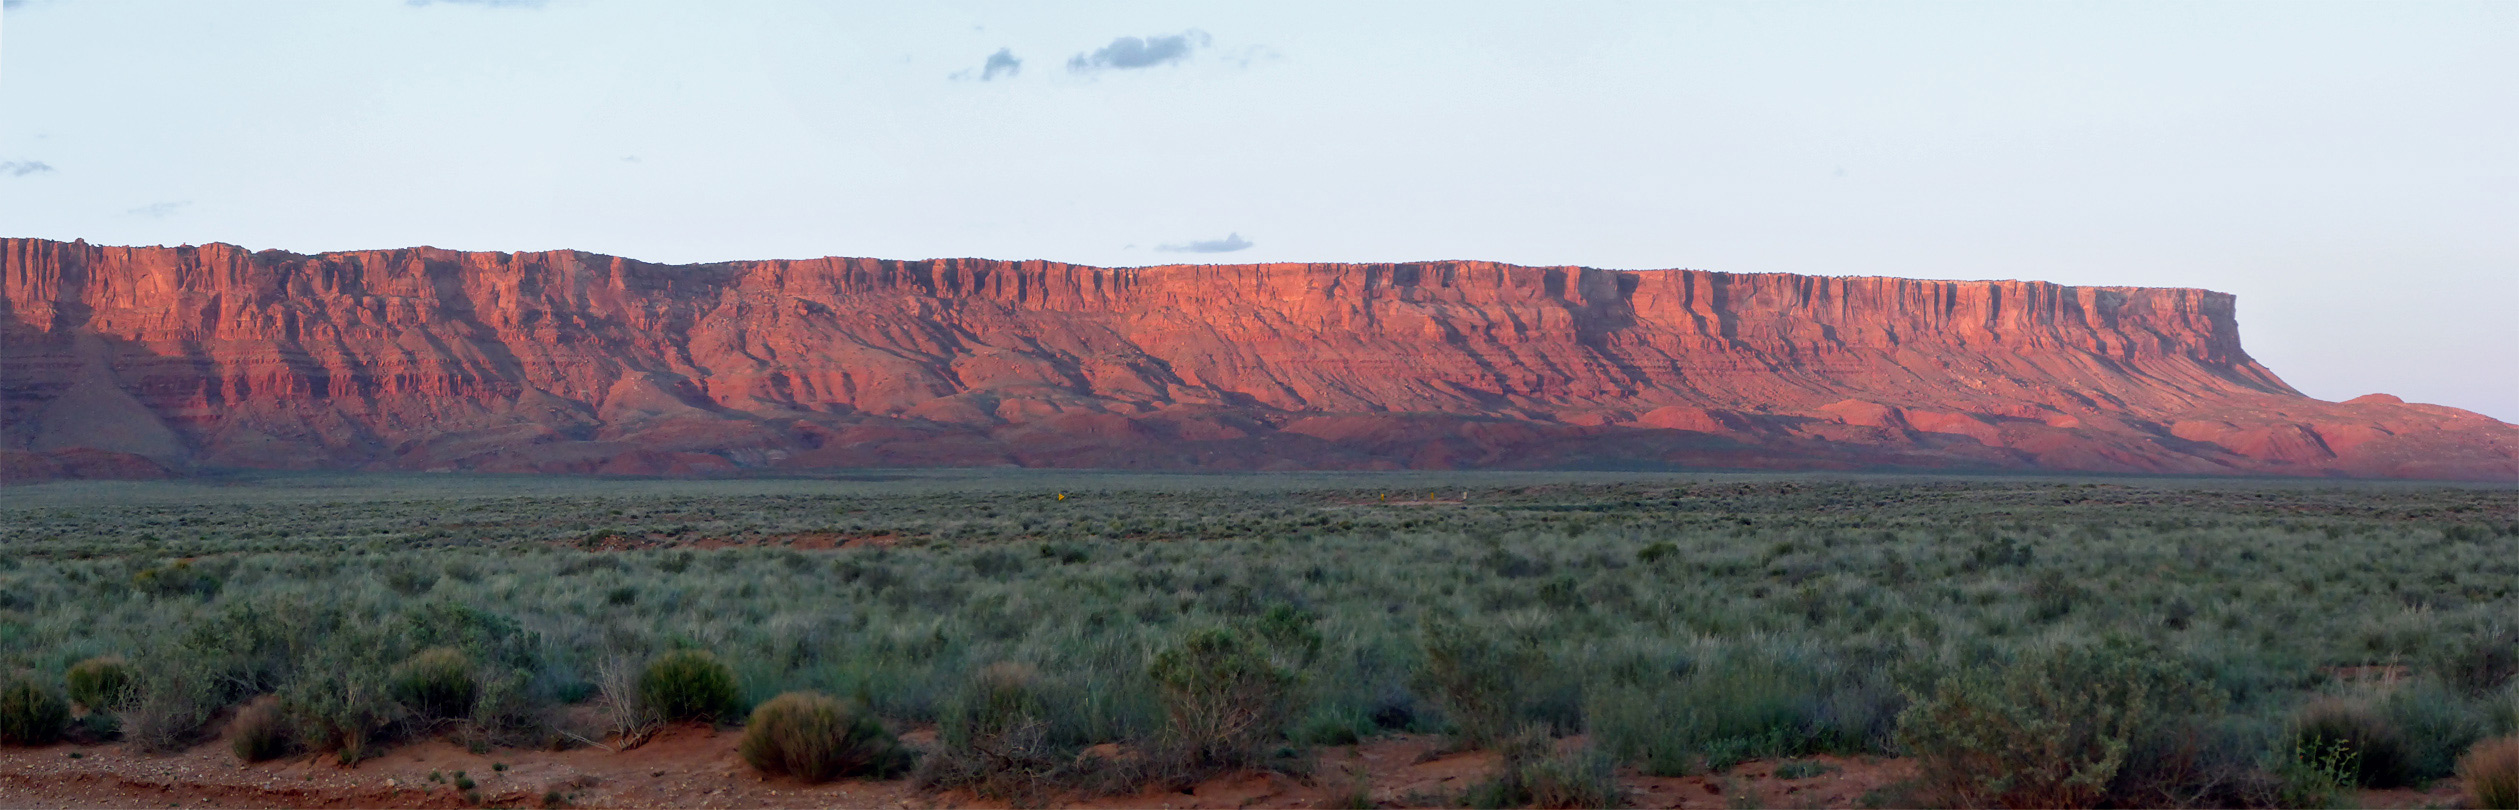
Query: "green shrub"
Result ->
[[1292, 705, 1371, 746], [63, 654, 136, 714], [388, 647, 479, 721], [1148, 626, 1298, 771], [1415, 617, 1540, 750], [1895, 640, 2222, 809], [2435, 629, 2519, 696], [2106, 716, 2283, 809], [0, 673, 70, 746], [2293, 696, 2414, 788], [282, 668, 399, 764], [230, 697, 290, 763], [131, 560, 221, 599], [1774, 759, 1838, 780], [953, 661, 1045, 746], [737, 691, 907, 782], [463, 668, 539, 745], [2494, 684, 2519, 737], [65, 656, 137, 713], [55, 705, 119, 744], [121, 666, 220, 753], [1464, 727, 1624, 809], [383, 565, 438, 597], [1255, 604, 1325, 668], [1588, 648, 1877, 776], [2384, 677, 2492, 785], [917, 662, 1086, 803], [2461, 737, 2519, 810], [638, 649, 738, 723], [2275, 735, 2356, 809]]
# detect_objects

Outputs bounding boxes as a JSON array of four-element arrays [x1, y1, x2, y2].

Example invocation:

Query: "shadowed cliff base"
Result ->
[[2, 237, 2511, 482]]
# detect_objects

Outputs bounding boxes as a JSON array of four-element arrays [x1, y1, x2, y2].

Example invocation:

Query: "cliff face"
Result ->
[[3, 237, 2511, 481]]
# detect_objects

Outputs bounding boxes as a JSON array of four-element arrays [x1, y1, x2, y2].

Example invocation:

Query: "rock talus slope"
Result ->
[[3, 237, 2511, 481]]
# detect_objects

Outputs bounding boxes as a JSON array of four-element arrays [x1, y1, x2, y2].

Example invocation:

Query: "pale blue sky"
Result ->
[[2, 1, 2512, 420]]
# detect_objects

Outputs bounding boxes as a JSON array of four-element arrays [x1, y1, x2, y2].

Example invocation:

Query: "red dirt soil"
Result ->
[[5, 238, 2511, 483], [0, 727, 2469, 809]]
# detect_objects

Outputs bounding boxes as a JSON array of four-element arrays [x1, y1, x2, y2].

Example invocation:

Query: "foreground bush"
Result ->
[[2107, 717, 2285, 809], [1415, 617, 1541, 750], [638, 649, 738, 722], [2461, 737, 2519, 810], [918, 662, 1069, 801], [121, 666, 218, 753], [2436, 629, 2519, 697], [65, 656, 137, 713], [0, 673, 70, 746], [737, 691, 906, 782], [1587, 646, 1885, 776], [1149, 627, 1297, 771], [1466, 727, 1625, 809], [230, 696, 290, 763], [2292, 696, 2413, 788], [1895, 640, 2221, 809], [387, 647, 479, 721], [281, 665, 399, 764]]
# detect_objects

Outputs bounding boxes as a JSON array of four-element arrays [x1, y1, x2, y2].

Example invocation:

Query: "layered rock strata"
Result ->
[[3, 238, 2510, 480]]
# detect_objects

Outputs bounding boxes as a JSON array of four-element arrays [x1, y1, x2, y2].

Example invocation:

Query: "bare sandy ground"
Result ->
[[0, 725, 2466, 809]]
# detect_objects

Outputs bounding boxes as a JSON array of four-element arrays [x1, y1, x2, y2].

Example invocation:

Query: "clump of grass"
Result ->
[[1895, 640, 2221, 809], [1291, 705, 1372, 747], [0, 672, 70, 746], [1773, 759, 1838, 780], [638, 649, 738, 723], [2292, 695, 2413, 788], [737, 691, 907, 783], [1464, 727, 1624, 809], [2460, 737, 2519, 810], [389, 647, 479, 722], [64, 656, 137, 713], [1149, 626, 1297, 772], [230, 696, 291, 762]]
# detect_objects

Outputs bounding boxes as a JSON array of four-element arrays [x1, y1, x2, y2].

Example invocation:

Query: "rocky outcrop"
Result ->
[[3, 237, 2511, 481]]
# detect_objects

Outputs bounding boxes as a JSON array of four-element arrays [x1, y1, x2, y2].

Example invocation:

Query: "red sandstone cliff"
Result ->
[[3, 237, 2511, 481]]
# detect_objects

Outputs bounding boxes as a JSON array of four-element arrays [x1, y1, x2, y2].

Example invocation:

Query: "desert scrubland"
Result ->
[[0, 470, 2513, 807]]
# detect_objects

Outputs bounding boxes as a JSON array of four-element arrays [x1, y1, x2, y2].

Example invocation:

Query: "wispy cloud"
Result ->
[[1156, 232, 1252, 253], [1222, 45, 1281, 69], [1068, 31, 1210, 73], [0, 160, 54, 177], [127, 201, 191, 218], [980, 48, 1021, 80], [952, 48, 1023, 82]]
